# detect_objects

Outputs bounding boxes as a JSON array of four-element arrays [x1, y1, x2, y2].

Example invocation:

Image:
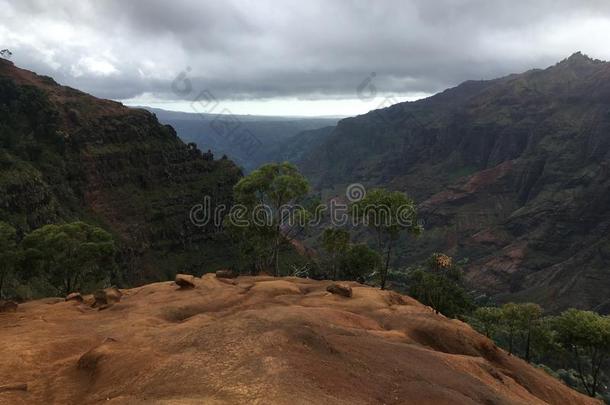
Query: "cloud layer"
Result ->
[[2, 0, 610, 108]]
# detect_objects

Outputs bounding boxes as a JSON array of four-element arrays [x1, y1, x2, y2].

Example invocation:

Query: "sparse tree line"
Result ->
[[227, 162, 421, 284], [0, 221, 116, 299], [469, 304, 610, 400]]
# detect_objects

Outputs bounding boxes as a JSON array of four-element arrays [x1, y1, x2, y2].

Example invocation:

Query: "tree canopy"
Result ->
[[21, 221, 116, 294], [0, 221, 18, 298], [350, 188, 421, 289], [230, 162, 311, 275], [552, 309, 610, 397], [321, 228, 350, 279]]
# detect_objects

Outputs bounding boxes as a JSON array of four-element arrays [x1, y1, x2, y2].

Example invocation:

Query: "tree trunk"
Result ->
[[380, 242, 392, 290], [272, 223, 281, 276], [525, 327, 531, 362], [591, 350, 604, 398], [574, 347, 593, 396]]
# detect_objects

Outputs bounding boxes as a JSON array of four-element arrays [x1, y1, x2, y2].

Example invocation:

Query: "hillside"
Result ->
[[148, 107, 338, 172], [298, 53, 610, 313], [0, 275, 599, 405], [0, 60, 241, 286]]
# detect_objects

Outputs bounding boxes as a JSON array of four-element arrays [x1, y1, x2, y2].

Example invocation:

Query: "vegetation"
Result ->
[[471, 306, 503, 338], [21, 222, 116, 295], [320, 228, 350, 279], [339, 243, 381, 281], [226, 164, 422, 286], [0, 67, 245, 285], [229, 162, 312, 276], [0, 221, 18, 298], [350, 188, 421, 289], [552, 309, 610, 398], [468, 305, 610, 400], [0, 221, 116, 298], [407, 253, 474, 318], [317, 228, 381, 281]]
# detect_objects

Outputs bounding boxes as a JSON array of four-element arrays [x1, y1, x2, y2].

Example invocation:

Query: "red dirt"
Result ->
[[0, 275, 598, 404], [422, 161, 514, 208]]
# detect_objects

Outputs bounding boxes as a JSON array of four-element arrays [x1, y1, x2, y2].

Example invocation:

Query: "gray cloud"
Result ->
[[2, 0, 610, 104]]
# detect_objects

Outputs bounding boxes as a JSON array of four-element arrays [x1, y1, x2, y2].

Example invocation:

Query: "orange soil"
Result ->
[[0, 275, 599, 404]]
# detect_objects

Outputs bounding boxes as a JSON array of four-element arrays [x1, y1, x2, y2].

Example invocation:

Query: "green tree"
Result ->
[[232, 162, 310, 276], [321, 228, 350, 279], [528, 316, 557, 364], [551, 309, 610, 397], [0, 222, 18, 298], [408, 254, 473, 318], [500, 303, 543, 360], [350, 188, 421, 289], [500, 303, 522, 356], [225, 215, 274, 275], [471, 306, 504, 338], [340, 243, 381, 281], [21, 222, 116, 295], [518, 303, 543, 362]]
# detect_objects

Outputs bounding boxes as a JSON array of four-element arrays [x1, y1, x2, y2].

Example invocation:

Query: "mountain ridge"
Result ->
[[296, 52, 610, 312], [0, 58, 241, 288]]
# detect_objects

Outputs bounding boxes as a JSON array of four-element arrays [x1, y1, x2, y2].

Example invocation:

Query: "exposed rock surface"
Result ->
[[215, 269, 237, 279], [175, 274, 196, 289], [93, 287, 122, 308], [326, 283, 353, 297], [0, 276, 598, 404], [65, 292, 83, 302]]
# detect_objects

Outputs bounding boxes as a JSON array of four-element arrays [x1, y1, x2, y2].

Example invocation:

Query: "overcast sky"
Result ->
[[2, 0, 610, 116]]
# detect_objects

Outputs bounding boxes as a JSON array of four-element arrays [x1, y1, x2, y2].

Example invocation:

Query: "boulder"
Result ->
[[217, 277, 237, 286], [93, 287, 122, 308], [326, 283, 352, 298], [0, 300, 18, 313], [216, 269, 237, 279], [65, 292, 84, 302], [175, 274, 196, 289]]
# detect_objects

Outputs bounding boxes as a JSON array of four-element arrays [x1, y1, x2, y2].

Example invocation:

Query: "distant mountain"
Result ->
[[298, 52, 610, 312], [0, 59, 241, 284], [146, 107, 338, 171]]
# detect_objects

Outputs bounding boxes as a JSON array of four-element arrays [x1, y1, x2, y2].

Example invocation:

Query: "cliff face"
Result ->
[[0, 276, 599, 404], [299, 53, 610, 312], [0, 59, 241, 283]]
